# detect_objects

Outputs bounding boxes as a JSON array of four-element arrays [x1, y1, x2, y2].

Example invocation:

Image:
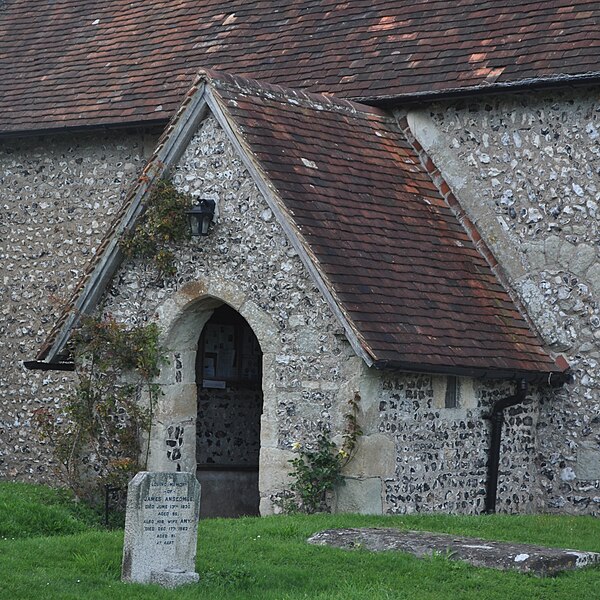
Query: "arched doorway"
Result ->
[[195, 303, 263, 517]]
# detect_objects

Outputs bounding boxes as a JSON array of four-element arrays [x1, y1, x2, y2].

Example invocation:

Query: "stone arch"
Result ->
[[145, 280, 280, 515]]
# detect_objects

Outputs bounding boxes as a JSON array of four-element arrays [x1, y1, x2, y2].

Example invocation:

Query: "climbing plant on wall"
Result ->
[[280, 392, 363, 514], [34, 316, 164, 506], [120, 177, 193, 278]]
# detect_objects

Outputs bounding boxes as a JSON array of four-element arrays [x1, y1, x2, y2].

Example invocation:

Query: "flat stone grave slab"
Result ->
[[308, 528, 600, 576], [122, 471, 201, 588]]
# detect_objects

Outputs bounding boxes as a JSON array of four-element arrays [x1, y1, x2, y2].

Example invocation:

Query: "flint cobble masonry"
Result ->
[[0, 129, 159, 481], [0, 102, 593, 516], [100, 117, 365, 512], [100, 116, 537, 515], [377, 374, 542, 515], [406, 86, 600, 515]]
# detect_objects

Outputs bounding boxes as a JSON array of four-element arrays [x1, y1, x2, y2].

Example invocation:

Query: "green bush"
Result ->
[[283, 393, 363, 513], [33, 316, 164, 507]]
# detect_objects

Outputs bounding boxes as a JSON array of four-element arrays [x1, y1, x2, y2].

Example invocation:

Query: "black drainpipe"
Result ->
[[484, 378, 528, 514]]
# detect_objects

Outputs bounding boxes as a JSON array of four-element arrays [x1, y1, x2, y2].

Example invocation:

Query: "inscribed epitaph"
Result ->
[[122, 471, 201, 585]]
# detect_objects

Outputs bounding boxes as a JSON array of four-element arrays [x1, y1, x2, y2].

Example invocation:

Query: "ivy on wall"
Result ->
[[120, 178, 193, 278], [34, 316, 164, 505]]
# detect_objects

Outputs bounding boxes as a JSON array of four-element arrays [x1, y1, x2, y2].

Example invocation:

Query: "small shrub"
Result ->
[[33, 316, 164, 507], [288, 435, 345, 513], [282, 392, 362, 514]]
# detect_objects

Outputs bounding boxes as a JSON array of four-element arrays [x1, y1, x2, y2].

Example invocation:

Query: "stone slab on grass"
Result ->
[[308, 528, 600, 576]]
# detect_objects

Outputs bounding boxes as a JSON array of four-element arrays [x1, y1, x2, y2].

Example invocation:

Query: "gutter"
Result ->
[[23, 360, 74, 372], [484, 379, 529, 514]]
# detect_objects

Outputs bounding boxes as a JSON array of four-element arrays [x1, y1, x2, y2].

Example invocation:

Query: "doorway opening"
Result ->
[[195, 303, 263, 517]]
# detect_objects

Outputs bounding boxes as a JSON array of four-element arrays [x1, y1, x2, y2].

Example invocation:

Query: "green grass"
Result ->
[[0, 483, 599, 599], [0, 482, 101, 538]]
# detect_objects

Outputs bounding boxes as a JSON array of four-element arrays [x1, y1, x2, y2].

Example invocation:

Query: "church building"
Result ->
[[0, 1, 598, 517]]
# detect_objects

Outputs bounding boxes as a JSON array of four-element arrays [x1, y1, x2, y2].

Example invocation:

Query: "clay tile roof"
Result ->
[[1, 0, 600, 134], [33, 70, 567, 379], [206, 72, 565, 377]]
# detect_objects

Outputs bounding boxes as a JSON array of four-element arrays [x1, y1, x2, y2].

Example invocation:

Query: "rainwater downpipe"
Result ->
[[484, 378, 528, 514]]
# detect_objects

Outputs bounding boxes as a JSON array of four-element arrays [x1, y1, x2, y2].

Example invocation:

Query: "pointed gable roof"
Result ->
[[1, 0, 600, 134], [29, 70, 567, 381]]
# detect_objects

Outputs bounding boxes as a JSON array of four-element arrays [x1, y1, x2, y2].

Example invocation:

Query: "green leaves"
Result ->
[[34, 316, 165, 506], [284, 393, 363, 514], [120, 178, 193, 278], [288, 435, 345, 514]]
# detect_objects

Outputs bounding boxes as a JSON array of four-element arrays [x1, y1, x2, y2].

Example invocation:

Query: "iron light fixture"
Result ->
[[186, 199, 216, 236]]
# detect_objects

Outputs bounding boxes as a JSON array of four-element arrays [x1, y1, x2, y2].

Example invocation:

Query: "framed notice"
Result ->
[[197, 305, 262, 388]]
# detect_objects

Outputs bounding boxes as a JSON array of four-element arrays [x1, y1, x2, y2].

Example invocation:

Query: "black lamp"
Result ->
[[186, 199, 216, 236]]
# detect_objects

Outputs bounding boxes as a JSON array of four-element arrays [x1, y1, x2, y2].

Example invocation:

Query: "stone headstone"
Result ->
[[122, 471, 201, 587]]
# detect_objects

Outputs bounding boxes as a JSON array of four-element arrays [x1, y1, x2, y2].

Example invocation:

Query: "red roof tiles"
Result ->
[[1, 0, 599, 133], [207, 73, 563, 376]]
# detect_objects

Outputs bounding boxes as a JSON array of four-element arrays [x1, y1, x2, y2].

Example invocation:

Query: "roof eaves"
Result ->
[[372, 358, 571, 387], [0, 118, 170, 141], [357, 71, 600, 107]]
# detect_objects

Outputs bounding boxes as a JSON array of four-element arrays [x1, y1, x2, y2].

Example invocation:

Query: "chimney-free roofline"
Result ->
[[3, 72, 600, 139], [0, 118, 169, 140], [364, 71, 600, 108]]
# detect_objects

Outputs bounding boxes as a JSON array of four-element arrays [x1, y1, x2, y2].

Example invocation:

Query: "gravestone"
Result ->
[[122, 471, 201, 588]]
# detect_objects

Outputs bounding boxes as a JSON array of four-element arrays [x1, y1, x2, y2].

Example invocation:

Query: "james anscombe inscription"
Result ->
[[143, 479, 194, 546], [122, 471, 201, 586]]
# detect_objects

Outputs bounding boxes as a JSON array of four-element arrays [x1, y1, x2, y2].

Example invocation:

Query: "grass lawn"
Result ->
[[0, 483, 599, 599]]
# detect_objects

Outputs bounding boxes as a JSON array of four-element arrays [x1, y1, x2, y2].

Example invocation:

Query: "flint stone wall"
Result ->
[[101, 116, 531, 515], [406, 86, 600, 515], [101, 116, 363, 513], [363, 371, 541, 515], [0, 129, 158, 482], [196, 387, 262, 465], [0, 111, 569, 516]]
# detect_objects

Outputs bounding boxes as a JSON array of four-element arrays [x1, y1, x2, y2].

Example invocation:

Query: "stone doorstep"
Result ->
[[307, 528, 600, 576]]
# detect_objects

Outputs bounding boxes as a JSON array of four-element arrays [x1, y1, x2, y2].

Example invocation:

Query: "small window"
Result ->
[[444, 376, 458, 408]]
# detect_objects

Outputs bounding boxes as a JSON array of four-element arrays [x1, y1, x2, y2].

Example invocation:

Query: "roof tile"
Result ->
[[207, 72, 562, 375], [1, 1, 599, 132]]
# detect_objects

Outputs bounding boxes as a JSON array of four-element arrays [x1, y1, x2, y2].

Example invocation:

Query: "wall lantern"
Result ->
[[186, 199, 216, 236]]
